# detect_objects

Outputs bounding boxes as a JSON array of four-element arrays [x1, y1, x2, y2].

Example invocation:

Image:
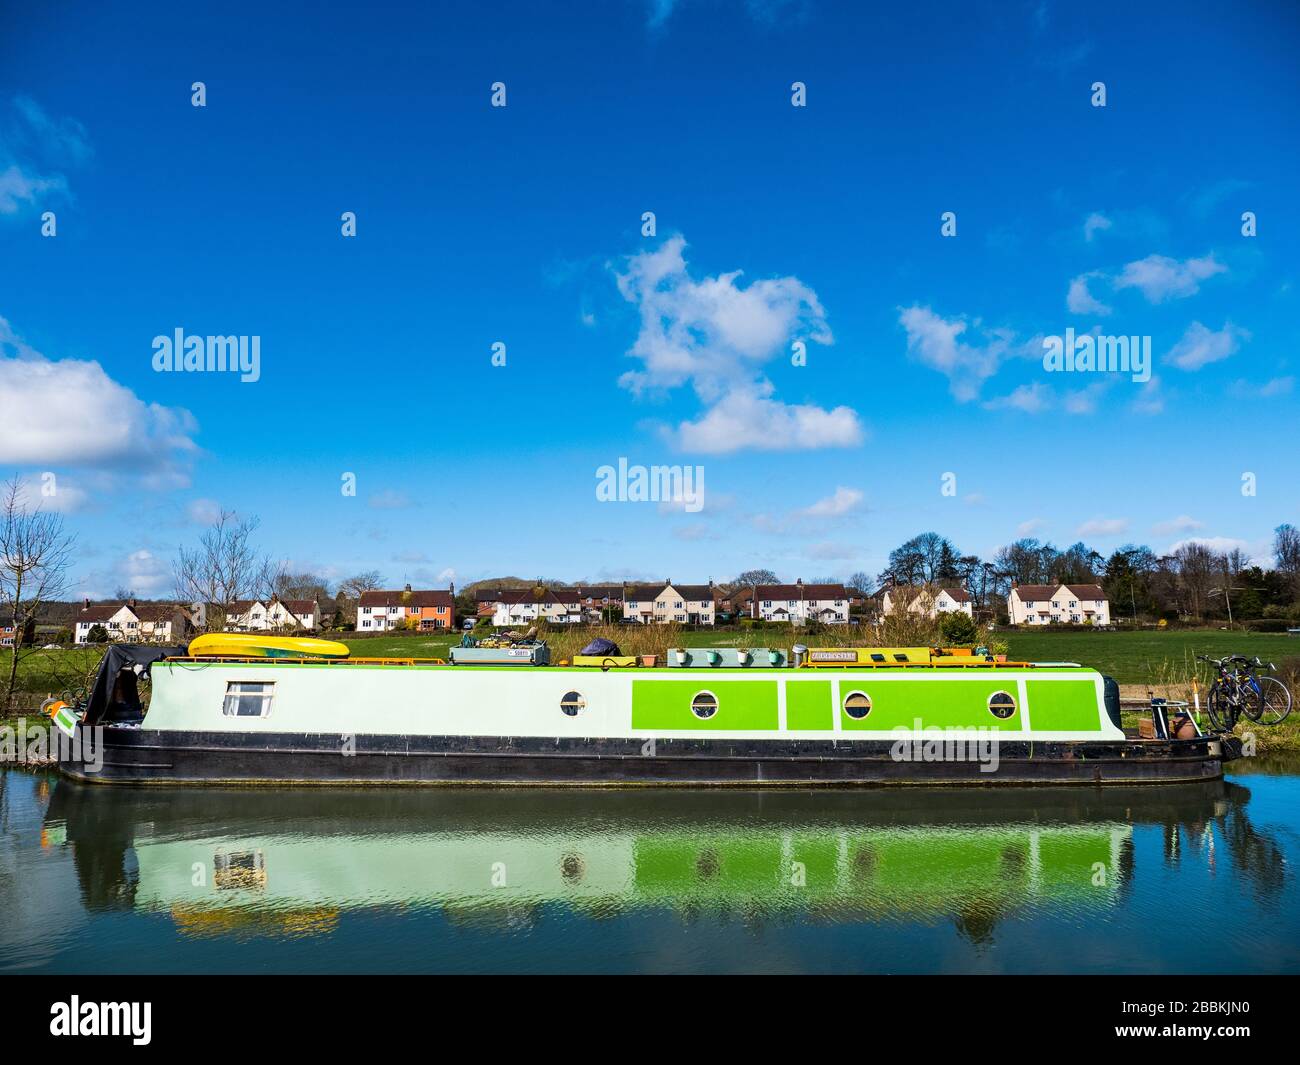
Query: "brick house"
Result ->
[[1007, 583, 1111, 625], [358, 586, 456, 631]]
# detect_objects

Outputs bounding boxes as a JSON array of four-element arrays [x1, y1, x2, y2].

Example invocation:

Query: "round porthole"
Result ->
[[843, 690, 872, 720], [691, 691, 718, 719], [988, 691, 1017, 719], [560, 691, 585, 717]]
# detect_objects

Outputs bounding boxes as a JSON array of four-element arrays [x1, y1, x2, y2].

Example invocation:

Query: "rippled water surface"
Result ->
[[2, 763, 1298, 973]]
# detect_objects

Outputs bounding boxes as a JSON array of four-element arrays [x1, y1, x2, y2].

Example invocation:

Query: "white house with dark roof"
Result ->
[[752, 580, 850, 625], [880, 585, 973, 619], [1008, 583, 1110, 625], [489, 588, 583, 626], [621, 582, 715, 625], [74, 600, 193, 644]]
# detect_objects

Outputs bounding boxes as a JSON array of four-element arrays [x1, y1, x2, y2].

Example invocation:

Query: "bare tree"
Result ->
[[173, 511, 284, 630], [337, 571, 386, 599], [1, 477, 76, 708]]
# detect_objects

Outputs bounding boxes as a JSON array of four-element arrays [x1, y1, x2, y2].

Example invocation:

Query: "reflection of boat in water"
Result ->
[[42, 779, 1279, 942]]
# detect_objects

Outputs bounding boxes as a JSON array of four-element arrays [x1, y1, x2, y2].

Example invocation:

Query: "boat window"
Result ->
[[988, 691, 1017, 719], [223, 681, 274, 717], [691, 691, 718, 719], [560, 691, 585, 717], [843, 691, 872, 719]]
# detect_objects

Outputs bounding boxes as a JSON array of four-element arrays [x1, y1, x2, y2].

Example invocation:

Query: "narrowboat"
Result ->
[[52, 639, 1237, 787]]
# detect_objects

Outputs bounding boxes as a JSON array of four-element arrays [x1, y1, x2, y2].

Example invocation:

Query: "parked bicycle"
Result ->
[[1197, 654, 1293, 730]]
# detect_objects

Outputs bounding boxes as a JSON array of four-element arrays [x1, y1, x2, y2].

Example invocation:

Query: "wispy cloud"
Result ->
[[1167, 321, 1249, 371], [1082, 212, 1112, 242], [1077, 517, 1130, 538], [798, 486, 864, 519], [0, 97, 90, 217], [1152, 515, 1203, 536], [1066, 272, 1112, 315], [898, 306, 1029, 402], [1114, 253, 1227, 303]]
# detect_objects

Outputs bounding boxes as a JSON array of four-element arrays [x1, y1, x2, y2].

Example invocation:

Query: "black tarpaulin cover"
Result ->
[[83, 644, 187, 725], [579, 637, 622, 657]]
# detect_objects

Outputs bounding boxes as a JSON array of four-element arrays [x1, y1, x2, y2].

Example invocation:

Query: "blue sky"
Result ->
[[1, 0, 1297, 597]]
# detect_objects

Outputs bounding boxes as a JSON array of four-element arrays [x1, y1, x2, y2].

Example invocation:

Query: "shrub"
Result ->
[[939, 611, 979, 645]]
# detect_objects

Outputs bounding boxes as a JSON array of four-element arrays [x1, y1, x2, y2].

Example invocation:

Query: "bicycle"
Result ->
[[1198, 655, 1257, 732], [1242, 659, 1293, 726], [1198, 654, 1294, 729]]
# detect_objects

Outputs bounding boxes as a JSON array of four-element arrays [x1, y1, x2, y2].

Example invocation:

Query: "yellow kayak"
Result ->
[[188, 633, 351, 660]]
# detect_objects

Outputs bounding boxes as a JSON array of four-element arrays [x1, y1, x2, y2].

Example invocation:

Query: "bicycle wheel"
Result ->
[[1204, 681, 1234, 731], [1251, 676, 1293, 726]]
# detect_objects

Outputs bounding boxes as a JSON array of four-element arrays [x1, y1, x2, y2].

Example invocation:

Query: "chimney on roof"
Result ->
[[128, 597, 137, 610], [449, 581, 455, 596], [83, 598, 90, 610], [404, 583, 412, 592], [796, 577, 803, 586]]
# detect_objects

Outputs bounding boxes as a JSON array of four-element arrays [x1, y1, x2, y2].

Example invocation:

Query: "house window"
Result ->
[[1025, 601, 1034, 607], [691, 691, 718, 719], [1069, 600, 1077, 607], [988, 691, 1017, 720], [223, 681, 274, 718]]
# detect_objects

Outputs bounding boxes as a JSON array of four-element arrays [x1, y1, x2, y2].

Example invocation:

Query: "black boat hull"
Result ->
[[59, 728, 1235, 787]]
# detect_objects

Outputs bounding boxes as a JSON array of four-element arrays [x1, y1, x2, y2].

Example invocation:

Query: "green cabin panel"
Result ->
[[786, 680, 834, 731], [631, 680, 779, 731], [838, 679, 1024, 731], [1026, 679, 1103, 733]]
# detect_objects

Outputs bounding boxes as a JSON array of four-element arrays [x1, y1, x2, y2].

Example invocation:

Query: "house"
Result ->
[[203, 597, 319, 632], [358, 586, 456, 631], [572, 585, 625, 623], [1, 623, 16, 648], [880, 585, 973, 619], [1007, 584, 1111, 626], [264, 597, 320, 631], [491, 588, 583, 626], [621, 581, 716, 625], [752, 580, 850, 625], [74, 600, 193, 644], [714, 586, 754, 623]]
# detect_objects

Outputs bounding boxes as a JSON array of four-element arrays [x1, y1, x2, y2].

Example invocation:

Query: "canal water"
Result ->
[[2, 762, 1297, 973]]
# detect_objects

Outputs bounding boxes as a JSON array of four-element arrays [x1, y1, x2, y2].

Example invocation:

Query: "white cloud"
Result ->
[[1167, 321, 1249, 371], [367, 489, 412, 509], [11, 474, 89, 514], [1066, 272, 1112, 315], [672, 385, 863, 454], [615, 236, 861, 453], [799, 486, 864, 518], [0, 98, 90, 216], [186, 498, 222, 525], [1063, 381, 1110, 415], [0, 316, 199, 476], [1017, 518, 1047, 536], [1083, 212, 1112, 242], [984, 383, 1050, 413], [1077, 517, 1130, 537], [1152, 515, 1203, 536], [1130, 376, 1165, 415], [1259, 376, 1294, 397], [436, 567, 457, 583], [1114, 253, 1226, 303], [898, 306, 1015, 401], [0, 164, 66, 214]]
